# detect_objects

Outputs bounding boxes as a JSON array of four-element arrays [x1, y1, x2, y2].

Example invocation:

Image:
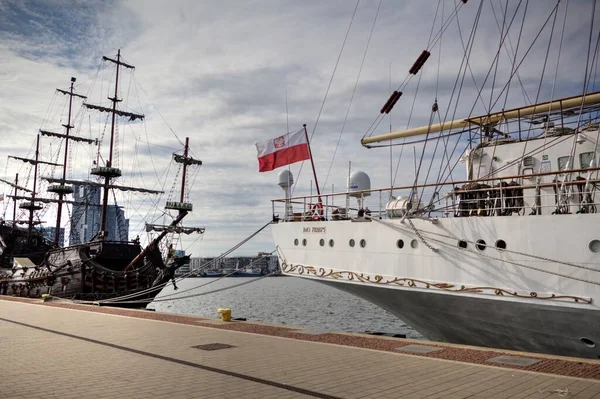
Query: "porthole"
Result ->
[[360, 239, 366, 248], [410, 239, 418, 249], [458, 240, 467, 249], [349, 239, 355, 247], [397, 239, 404, 249], [495, 239, 507, 251], [589, 240, 600, 253], [580, 337, 596, 348], [294, 239, 299, 246], [319, 239, 325, 247], [302, 239, 307, 247], [329, 239, 334, 247], [476, 239, 487, 251]]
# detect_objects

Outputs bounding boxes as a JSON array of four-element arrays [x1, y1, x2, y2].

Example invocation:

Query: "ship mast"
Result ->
[[7, 152, 62, 235], [46, 77, 88, 246], [84, 49, 144, 240], [126, 137, 204, 271], [12, 174, 18, 228], [21, 135, 44, 239]]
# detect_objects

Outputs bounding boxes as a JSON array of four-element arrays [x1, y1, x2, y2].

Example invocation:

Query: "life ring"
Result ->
[[311, 202, 324, 221]]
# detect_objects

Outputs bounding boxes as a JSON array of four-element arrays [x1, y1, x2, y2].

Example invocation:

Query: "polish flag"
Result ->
[[255, 128, 310, 172]]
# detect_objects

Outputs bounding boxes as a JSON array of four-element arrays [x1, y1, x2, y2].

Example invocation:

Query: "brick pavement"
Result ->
[[1, 299, 599, 399]]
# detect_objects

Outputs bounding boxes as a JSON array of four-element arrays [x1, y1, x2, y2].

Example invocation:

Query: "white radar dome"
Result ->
[[278, 169, 294, 188], [347, 171, 371, 198]]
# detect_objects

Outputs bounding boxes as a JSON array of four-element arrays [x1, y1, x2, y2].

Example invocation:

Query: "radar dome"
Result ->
[[347, 171, 371, 198], [278, 169, 294, 188]]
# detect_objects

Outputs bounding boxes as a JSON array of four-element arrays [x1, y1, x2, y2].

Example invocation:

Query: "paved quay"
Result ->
[[1, 298, 600, 399]]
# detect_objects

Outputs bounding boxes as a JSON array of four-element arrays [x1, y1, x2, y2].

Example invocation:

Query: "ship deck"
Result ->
[[1, 296, 600, 398]]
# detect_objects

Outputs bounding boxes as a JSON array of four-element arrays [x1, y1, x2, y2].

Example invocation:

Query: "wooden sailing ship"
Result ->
[[0, 50, 203, 304]]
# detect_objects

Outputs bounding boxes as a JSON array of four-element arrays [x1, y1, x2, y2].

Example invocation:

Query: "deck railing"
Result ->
[[271, 166, 600, 222]]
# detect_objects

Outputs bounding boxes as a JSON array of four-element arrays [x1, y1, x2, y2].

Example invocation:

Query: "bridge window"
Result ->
[[558, 156, 571, 171], [580, 152, 595, 169]]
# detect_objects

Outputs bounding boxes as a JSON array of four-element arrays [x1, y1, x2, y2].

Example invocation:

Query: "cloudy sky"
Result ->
[[0, 0, 598, 257]]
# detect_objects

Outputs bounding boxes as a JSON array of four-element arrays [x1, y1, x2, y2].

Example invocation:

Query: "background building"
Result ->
[[186, 253, 279, 276], [70, 183, 129, 244], [40, 226, 65, 247]]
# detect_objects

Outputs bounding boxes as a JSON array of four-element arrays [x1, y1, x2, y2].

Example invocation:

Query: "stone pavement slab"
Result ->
[[1, 299, 599, 399]]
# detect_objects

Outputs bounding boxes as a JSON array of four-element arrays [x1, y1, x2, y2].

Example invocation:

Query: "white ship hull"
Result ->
[[273, 215, 600, 358]]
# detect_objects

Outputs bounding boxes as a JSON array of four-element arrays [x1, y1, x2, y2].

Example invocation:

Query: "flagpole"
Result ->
[[303, 124, 322, 205]]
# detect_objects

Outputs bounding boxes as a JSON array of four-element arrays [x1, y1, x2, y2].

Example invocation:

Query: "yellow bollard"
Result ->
[[217, 308, 232, 322], [41, 294, 51, 303]]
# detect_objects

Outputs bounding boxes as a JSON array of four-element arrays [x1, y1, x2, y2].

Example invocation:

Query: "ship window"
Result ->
[[319, 239, 325, 247], [579, 152, 595, 169], [410, 239, 418, 249], [476, 239, 487, 251], [302, 239, 307, 246], [329, 239, 334, 247], [495, 239, 507, 251], [360, 239, 366, 248], [580, 337, 596, 348], [349, 239, 355, 247], [558, 156, 571, 171], [294, 239, 299, 246], [458, 240, 468, 249], [589, 239, 600, 253], [397, 239, 404, 249]]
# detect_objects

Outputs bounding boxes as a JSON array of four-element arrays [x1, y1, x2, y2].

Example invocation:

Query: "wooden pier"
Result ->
[[1, 297, 599, 398]]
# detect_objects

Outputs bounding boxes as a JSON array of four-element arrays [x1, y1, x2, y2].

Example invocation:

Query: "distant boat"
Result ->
[[196, 269, 222, 277], [234, 267, 263, 277]]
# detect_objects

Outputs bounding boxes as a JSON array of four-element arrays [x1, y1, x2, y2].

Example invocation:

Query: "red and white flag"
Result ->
[[255, 128, 310, 172]]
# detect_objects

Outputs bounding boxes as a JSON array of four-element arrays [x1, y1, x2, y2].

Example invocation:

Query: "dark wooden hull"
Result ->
[[0, 224, 54, 268], [0, 240, 186, 308]]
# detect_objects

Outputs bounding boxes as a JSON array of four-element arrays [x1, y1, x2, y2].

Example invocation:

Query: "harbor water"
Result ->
[[148, 276, 424, 339]]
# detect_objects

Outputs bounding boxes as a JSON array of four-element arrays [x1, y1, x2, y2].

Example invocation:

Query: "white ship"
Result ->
[[268, 2, 600, 359]]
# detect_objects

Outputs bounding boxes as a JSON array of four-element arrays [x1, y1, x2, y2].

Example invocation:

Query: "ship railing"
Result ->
[[271, 166, 600, 221]]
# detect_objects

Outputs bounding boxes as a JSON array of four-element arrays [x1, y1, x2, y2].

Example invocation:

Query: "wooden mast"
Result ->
[[85, 49, 143, 240], [52, 77, 85, 246], [23, 134, 40, 238], [12, 174, 18, 228], [125, 137, 203, 272], [100, 50, 122, 238], [180, 137, 189, 203]]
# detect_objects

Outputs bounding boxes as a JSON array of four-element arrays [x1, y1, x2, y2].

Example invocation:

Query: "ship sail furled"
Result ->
[[145, 224, 205, 234], [0, 178, 32, 193], [42, 177, 164, 195], [40, 130, 96, 144], [8, 155, 62, 167], [361, 91, 600, 146]]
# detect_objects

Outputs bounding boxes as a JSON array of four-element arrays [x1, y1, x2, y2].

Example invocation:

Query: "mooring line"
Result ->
[[0, 316, 342, 399]]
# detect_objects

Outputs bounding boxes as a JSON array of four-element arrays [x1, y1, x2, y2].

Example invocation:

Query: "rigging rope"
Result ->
[[95, 220, 274, 303], [291, 0, 360, 197], [323, 0, 382, 189]]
